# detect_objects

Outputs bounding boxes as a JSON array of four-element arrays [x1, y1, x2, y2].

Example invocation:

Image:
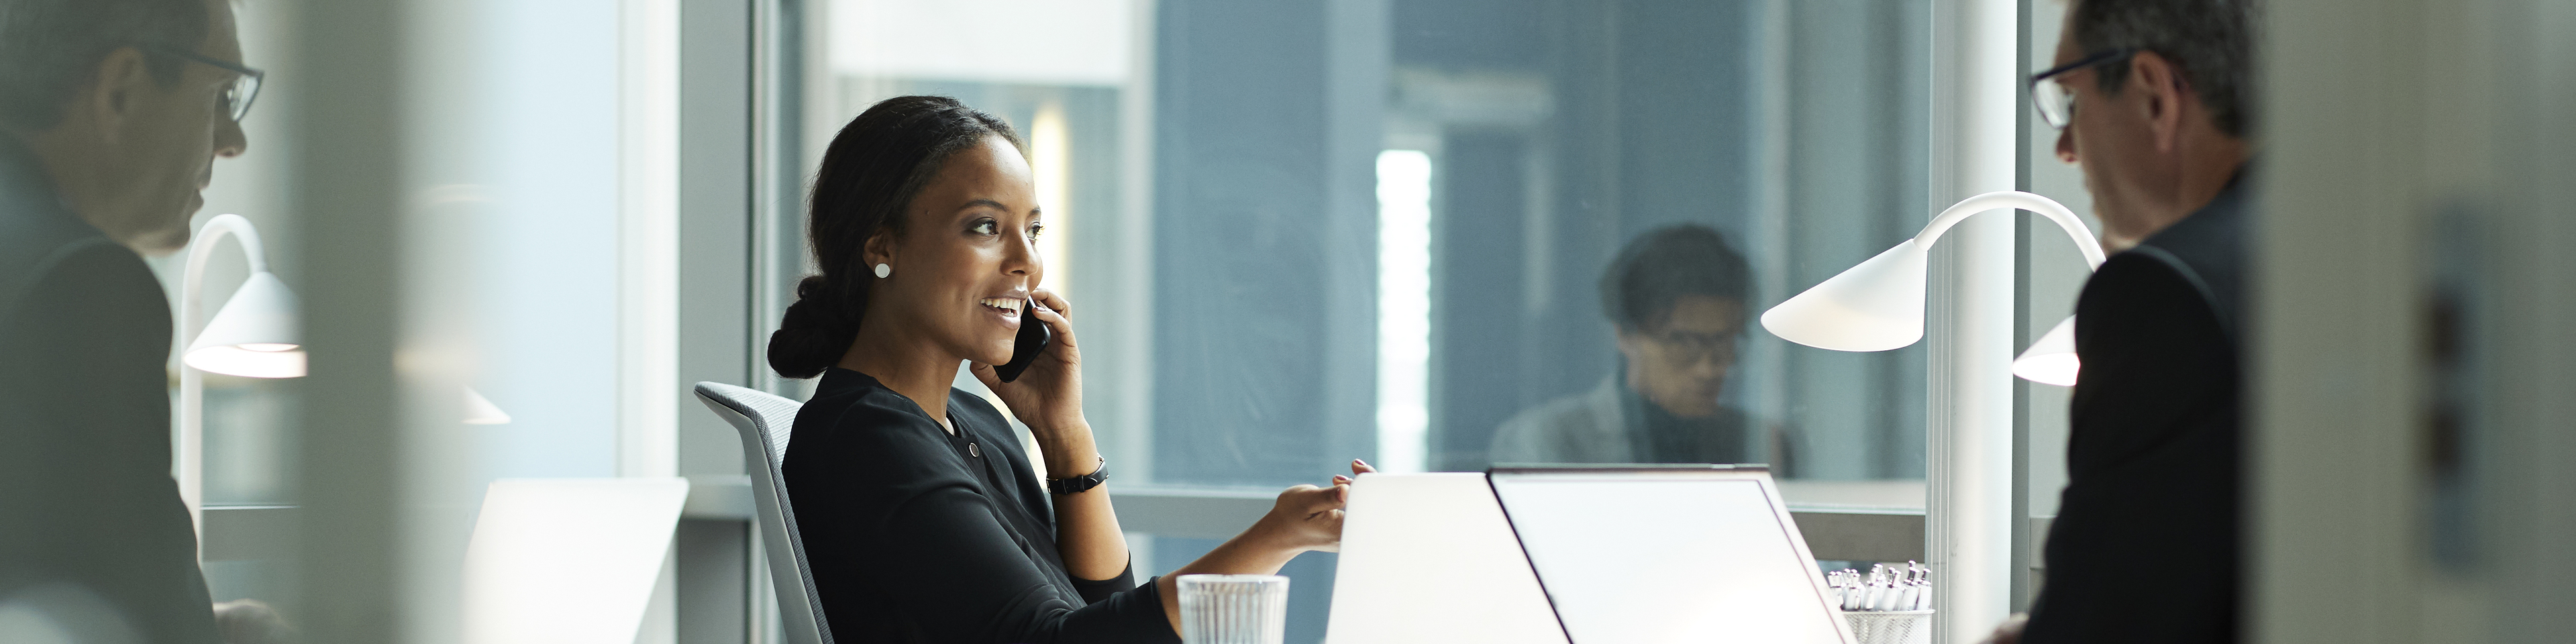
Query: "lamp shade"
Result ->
[[1758, 239, 1930, 352], [465, 386, 513, 425], [183, 271, 305, 378], [2011, 315, 2079, 386]]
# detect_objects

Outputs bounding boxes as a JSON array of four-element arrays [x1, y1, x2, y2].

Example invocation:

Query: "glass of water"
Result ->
[[1176, 574, 1290, 644]]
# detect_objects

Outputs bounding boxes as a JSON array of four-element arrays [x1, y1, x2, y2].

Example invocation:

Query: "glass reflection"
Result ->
[[810, 1, 1934, 639], [1490, 226, 1796, 472]]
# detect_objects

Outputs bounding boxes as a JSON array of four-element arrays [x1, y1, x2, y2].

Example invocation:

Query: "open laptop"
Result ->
[[1324, 472, 1568, 644], [1328, 466, 1852, 644], [1489, 466, 1853, 644]]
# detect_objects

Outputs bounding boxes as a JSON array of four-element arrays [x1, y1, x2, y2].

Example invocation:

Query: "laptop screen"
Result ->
[[1489, 468, 1851, 644], [1325, 472, 1568, 644]]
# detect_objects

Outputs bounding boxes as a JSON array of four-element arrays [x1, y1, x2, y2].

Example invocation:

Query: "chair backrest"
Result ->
[[693, 382, 834, 644]]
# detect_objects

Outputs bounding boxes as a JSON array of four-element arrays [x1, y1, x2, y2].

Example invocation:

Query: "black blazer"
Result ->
[[2024, 174, 2249, 644], [786, 368, 1178, 644], [0, 139, 220, 643]]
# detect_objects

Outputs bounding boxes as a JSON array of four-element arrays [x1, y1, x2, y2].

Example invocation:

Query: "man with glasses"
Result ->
[[0, 0, 266, 642], [1991, 1, 2256, 643], [1490, 225, 1796, 474]]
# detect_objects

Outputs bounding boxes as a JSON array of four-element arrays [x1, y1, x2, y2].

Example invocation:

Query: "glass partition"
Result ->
[[805, 0, 1933, 484], [804, 1, 1935, 639]]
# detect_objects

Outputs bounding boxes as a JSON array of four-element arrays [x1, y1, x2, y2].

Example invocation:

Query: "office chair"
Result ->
[[694, 382, 835, 644]]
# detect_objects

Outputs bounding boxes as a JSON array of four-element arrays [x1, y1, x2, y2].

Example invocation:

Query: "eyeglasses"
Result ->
[[138, 44, 265, 122], [2028, 48, 2136, 130], [1647, 329, 1741, 364]]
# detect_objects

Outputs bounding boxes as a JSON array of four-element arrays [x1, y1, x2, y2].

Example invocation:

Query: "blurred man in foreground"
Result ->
[[1992, 0, 2257, 642], [0, 0, 259, 641]]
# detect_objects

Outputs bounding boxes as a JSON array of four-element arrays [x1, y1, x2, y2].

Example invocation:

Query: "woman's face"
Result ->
[[865, 135, 1045, 366]]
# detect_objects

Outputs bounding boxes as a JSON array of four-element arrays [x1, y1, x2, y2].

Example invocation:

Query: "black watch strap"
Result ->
[[1047, 456, 1109, 495]]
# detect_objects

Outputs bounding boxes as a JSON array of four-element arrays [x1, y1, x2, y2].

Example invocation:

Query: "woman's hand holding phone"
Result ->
[[969, 290, 1092, 467]]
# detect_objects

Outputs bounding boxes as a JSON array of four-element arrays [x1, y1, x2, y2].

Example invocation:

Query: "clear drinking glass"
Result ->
[[1176, 574, 1290, 644]]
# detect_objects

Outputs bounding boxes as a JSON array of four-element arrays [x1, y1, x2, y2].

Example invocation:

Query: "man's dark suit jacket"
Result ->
[[2023, 173, 2249, 644], [0, 138, 220, 643]]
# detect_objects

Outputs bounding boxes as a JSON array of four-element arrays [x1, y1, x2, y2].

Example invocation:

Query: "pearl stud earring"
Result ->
[[874, 263, 892, 278]]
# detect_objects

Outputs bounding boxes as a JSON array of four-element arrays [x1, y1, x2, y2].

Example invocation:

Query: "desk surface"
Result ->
[[201, 478, 2036, 566]]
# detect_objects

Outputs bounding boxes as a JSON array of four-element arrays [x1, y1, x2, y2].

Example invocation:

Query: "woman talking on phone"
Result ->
[[770, 95, 1370, 644]]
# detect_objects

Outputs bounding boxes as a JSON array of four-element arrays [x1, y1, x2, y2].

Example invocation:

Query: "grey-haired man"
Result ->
[[0, 0, 259, 641], [1992, 0, 2258, 643]]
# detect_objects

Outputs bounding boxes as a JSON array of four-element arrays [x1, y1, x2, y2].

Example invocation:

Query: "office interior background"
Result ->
[[155, 0, 2571, 642]]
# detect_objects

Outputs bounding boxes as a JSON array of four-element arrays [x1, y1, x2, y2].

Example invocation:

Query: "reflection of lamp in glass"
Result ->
[[177, 215, 513, 548], [465, 386, 513, 425], [178, 214, 303, 539], [1759, 191, 2105, 384]]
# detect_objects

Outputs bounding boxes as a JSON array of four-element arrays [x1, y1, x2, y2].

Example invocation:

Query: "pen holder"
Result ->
[[1841, 609, 1933, 644]]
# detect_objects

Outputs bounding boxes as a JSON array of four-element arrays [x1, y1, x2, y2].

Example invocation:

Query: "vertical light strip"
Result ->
[[1107, 0, 1158, 484], [1376, 150, 1433, 474], [1032, 100, 1072, 297], [1749, 0, 1794, 471], [615, 0, 680, 480], [1926, 0, 2020, 640], [615, 3, 682, 640]]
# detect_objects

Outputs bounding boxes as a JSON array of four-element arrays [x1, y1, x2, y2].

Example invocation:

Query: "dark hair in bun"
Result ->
[[768, 95, 1021, 379]]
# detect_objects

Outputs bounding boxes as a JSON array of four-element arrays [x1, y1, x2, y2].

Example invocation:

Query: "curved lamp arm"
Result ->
[[179, 215, 264, 543], [1916, 191, 2106, 269], [182, 215, 270, 313], [1923, 192, 2106, 387]]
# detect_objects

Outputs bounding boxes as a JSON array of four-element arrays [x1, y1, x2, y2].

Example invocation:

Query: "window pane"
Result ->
[[810, 0, 1930, 482], [807, 0, 1932, 639]]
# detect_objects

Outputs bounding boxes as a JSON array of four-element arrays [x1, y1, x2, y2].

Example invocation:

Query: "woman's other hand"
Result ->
[[1155, 460, 1377, 632], [970, 288, 1086, 436], [1249, 460, 1377, 553]]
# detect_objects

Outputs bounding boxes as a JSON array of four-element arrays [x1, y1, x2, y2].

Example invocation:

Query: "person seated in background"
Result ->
[[1488, 225, 1795, 472], [768, 95, 1369, 644]]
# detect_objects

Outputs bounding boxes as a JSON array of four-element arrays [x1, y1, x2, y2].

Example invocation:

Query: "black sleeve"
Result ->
[[1068, 561, 1139, 604], [788, 401, 1176, 644], [0, 241, 221, 644], [872, 480, 1170, 643], [954, 393, 1141, 603], [2022, 255, 2240, 644]]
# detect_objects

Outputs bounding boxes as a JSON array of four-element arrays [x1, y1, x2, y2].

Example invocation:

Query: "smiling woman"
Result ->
[[770, 95, 1369, 644]]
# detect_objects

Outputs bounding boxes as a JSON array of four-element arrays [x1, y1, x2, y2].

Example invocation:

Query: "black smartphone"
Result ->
[[996, 299, 1050, 383]]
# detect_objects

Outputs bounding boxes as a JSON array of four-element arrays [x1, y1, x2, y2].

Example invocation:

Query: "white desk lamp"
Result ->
[[178, 215, 511, 549], [178, 214, 305, 538], [1759, 191, 2106, 386]]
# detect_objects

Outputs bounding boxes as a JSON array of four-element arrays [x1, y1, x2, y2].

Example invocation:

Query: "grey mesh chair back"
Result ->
[[694, 382, 835, 644]]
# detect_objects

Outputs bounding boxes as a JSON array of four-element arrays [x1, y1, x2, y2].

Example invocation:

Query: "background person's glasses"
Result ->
[[1649, 330, 1741, 364], [140, 44, 265, 123], [2029, 48, 2136, 130]]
